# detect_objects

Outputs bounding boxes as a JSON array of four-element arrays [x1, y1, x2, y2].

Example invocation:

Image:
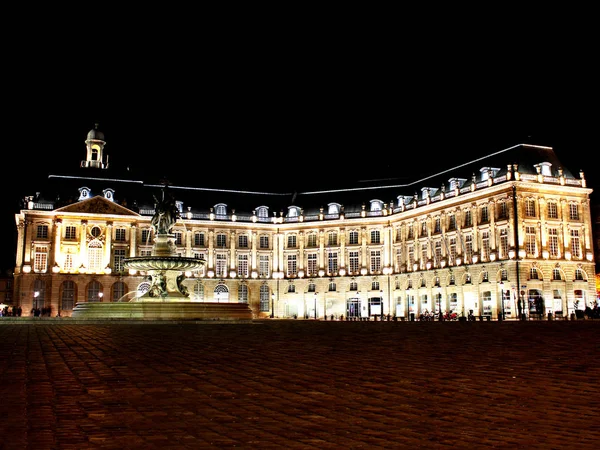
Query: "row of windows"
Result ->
[[38, 197, 583, 251]]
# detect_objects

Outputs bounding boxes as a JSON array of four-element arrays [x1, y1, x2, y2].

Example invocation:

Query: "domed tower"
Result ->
[[81, 122, 108, 169]]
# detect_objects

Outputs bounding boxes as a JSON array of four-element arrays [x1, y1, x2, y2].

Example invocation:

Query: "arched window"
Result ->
[[112, 281, 126, 302], [238, 284, 248, 303], [87, 280, 103, 302], [60, 280, 76, 311]]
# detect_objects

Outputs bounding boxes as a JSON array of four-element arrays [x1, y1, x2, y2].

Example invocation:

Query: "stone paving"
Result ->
[[0, 319, 599, 449]]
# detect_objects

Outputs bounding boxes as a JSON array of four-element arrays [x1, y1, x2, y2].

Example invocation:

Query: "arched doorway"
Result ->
[[214, 284, 230, 303]]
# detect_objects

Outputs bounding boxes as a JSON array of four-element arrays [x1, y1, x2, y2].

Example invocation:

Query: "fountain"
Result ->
[[71, 185, 253, 321]]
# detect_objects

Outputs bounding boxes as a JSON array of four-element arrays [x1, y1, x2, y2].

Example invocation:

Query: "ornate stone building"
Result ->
[[12, 125, 596, 319]]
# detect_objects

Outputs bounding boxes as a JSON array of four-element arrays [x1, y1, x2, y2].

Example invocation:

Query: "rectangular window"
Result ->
[[395, 247, 402, 270], [547, 202, 558, 219], [370, 230, 380, 244], [499, 229, 508, 259], [464, 210, 472, 228], [420, 243, 428, 270], [287, 254, 297, 277], [113, 248, 126, 273], [481, 206, 489, 223], [115, 228, 126, 242], [64, 253, 73, 271], [307, 254, 318, 276], [194, 232, 205, 246], [525, 226, 537, 255], [307, 234, 318, 247], [328, 232, 338, 246], [65, 226, 77, 240], [407, 225, 414, 239], [498, 202, 508, 220], [238, 235, 249, 248], [34, 246, 48, 272], [481, 231, 490, 261], [349, 251, 359, 274], [525, 198, 536, 217], [569, 203, 580, 221], [448, 215, 456, 231], [370, 250, 381, 273], [570, 229, 581, 258], [464, 235, 473, 262], [287, 235, 297, 248], [174, 231, 183, 245], [328, 252, 338, 274], [259, 235, 269, 249], [259, 255, 270, 277], [408, 245, 414, 268], [449, 238, 457, 265], [142, 229, 151, 244], [434, 241, 442, 266], [548, 228, 559, 257], [216, 253, 227, 277], [434, 218, 441, 234], [37, 224, 48, 239], [348, 231, 359, 245], [237, 254, 249, 278], [216, 234, 227, 247]]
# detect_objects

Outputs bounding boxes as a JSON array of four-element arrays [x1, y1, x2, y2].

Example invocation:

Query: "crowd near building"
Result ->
[[10, 124, 597, 320]]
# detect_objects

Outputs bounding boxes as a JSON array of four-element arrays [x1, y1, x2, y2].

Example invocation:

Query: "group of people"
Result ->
[[1, 305, 22, 317]]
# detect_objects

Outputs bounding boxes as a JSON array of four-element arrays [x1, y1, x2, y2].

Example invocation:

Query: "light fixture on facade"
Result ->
[[339, 268, 346, 276], [52, 263, 60, 273], [360, 267, 368, 276]]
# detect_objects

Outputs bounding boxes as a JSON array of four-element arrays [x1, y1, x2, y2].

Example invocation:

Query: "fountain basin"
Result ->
[[123, 256, 204, 271]]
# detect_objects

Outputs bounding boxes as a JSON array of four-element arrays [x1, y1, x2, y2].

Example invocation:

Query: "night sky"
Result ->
[[2, 34, 598, 273]]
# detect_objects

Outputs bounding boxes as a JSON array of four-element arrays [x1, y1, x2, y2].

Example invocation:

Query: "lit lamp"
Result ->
[[33, 291, 39, 310], [98, 292, 104, 302]]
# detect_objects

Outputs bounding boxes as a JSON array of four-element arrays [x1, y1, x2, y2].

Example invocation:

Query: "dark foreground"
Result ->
[[0, 320, 599, 450]]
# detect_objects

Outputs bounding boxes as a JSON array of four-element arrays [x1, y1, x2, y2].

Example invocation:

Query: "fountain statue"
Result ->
[[71, 184, 253, 321], [123, 185, 204, 301]]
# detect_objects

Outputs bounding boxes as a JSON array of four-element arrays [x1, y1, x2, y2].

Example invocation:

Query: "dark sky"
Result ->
[[2, 29, 598, 273]]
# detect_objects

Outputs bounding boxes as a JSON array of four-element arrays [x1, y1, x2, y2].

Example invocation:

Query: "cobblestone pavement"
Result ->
[[0, 319, 599, 450]]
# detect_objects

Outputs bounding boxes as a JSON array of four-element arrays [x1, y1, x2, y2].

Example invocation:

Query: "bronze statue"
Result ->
[[151, 186, 179, 235]]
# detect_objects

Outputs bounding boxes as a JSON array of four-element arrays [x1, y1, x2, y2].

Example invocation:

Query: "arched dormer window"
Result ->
[[256, 206, 269, 218], [214, 204, 227, 216], [287, 206, 301, 218], [370, 200, 383, 212], [327, 203, 341, 215], [78, 187, 92, 201], [102, 189, 115, 202]]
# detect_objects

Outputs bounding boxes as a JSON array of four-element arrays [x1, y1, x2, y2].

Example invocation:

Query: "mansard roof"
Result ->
[[24, 143, 586, 223]]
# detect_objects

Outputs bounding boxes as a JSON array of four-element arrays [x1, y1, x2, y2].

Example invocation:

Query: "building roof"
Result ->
[[22, 125, 586, 223]]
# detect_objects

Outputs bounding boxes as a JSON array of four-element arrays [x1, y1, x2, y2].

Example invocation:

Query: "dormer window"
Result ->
[[256, 206, 269, 218], [103, 189, 115, 202], [370, 200, 383, 212], [287, 206, 301, 217], [214, 204, 227, 216], [535, 162, 553, 176], [327, 203, 341, 215], [78, 187, 92, 201]]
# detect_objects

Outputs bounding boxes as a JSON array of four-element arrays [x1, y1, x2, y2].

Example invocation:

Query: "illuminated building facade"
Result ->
[[12, 125, 596, 319]]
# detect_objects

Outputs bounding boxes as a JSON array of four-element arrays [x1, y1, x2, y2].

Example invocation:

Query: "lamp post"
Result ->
[[314, 292, 317, 319], [437, 287, 442, 320], [33, 291, 39, 311]]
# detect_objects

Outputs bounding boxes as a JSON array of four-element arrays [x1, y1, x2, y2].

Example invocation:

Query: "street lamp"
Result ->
[[314, 292, 318, 319], [33, 291, 39, 310], [437, 287, 442, 320]]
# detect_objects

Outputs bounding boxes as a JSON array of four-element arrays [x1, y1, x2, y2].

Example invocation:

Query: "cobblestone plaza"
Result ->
[[1, 319, 599, 449]]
